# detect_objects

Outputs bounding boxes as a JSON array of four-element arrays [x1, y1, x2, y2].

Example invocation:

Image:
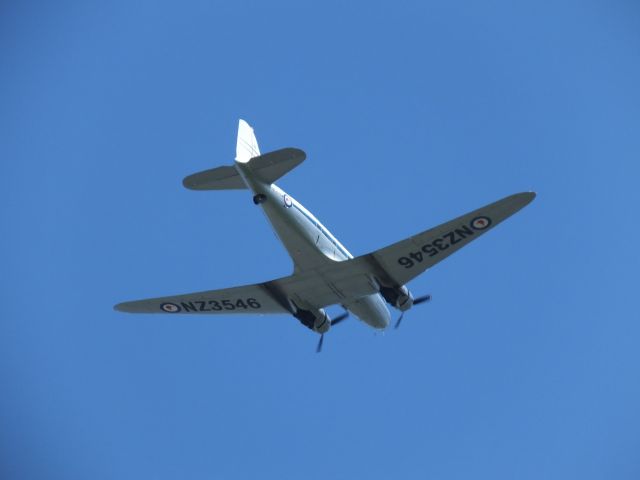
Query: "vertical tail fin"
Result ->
[[183, 119, 306, 190], [235, 119, 261, 163]]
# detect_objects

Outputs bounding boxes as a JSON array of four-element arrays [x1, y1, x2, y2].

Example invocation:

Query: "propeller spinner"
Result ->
[[394, 294, 432, 329]]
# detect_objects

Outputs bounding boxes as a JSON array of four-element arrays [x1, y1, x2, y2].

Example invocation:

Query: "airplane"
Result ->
[[115, 119, 536, 352]]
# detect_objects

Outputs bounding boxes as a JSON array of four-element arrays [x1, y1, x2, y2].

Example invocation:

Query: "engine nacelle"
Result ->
[[294, 308, 330, 334], [379, 285, 414, 311]]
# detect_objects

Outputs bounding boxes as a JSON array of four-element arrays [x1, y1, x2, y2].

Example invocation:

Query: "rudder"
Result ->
[[236, 119, 260, 163]]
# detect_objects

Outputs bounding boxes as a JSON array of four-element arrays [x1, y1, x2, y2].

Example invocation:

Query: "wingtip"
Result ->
[[113, 302, 131, 313], [182, 175, 197, 190], [514, 191, 537, 205]]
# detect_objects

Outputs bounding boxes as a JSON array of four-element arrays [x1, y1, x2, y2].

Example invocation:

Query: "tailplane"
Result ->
[[182, 119, 306, 190]]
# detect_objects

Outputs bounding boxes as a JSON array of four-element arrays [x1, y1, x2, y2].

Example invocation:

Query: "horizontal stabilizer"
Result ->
[[249, 148, 306, 183], [183, 165, 245, 190], [183, 148, 306, 190]]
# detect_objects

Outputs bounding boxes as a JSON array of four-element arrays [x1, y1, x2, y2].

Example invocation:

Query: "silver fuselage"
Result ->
[[236, 164, 390, 329]]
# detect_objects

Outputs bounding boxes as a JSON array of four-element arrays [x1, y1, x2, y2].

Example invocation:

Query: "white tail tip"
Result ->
[[235, 119, 260, 163]]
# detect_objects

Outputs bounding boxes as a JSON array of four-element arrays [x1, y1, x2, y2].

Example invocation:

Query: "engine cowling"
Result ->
[[294, 308, 330, 334], [379, 285, 414, 311]]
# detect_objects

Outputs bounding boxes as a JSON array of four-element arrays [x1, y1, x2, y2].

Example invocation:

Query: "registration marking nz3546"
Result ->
[[160, 298, 262, 313], [397, 216, 492, 269]]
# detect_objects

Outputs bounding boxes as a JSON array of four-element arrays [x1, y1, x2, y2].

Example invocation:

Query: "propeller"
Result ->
[[394, 294, 432, 329], [414, 294, 432, 306], [316, 311, 349, 353], [331, 311, 349, 326]]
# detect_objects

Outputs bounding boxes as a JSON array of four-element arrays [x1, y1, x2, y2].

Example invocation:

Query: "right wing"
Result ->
[[269, 192, 536, 307], [350, 191, 537, 288]]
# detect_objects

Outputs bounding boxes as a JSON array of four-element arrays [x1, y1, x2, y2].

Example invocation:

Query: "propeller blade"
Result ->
[[394, 312, 404, 329], [316, 312, 349, 353], [395, 294, 431, 329], [413, 294, 432, 305], [331, 312, 349, 326]]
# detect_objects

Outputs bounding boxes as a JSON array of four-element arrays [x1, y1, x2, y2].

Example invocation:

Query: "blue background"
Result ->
[[2, 1, 639, 479]]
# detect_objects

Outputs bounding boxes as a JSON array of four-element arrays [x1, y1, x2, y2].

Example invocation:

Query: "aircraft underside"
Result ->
[[115, 119, 535, 352]]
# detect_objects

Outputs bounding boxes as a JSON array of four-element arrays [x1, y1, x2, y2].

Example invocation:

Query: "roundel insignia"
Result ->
[[160, 302, 181, 313], [470, 216, 492, 230], [283, 194, 293, 208]]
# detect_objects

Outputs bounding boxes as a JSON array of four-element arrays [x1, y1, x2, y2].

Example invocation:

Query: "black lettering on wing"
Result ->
[[196, 301, 210, 312], [432, 238, 449, 251], [444, 232, 457, 246], [181, 302, 197, 312], [455, 226, 474, 239], [422, 244, 438, 257]]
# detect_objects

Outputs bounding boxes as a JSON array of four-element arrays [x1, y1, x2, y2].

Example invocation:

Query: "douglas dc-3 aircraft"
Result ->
[[115, 120, 535, 351]]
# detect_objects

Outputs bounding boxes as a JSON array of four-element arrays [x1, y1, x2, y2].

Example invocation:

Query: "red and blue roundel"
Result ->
[[470, 216, 492, 230], [283, 194, 293, 208], [160, 302, 181, 313]]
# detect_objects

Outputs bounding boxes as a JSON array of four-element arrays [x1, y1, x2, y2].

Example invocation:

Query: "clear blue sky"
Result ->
[[2, 1, 639, 479]]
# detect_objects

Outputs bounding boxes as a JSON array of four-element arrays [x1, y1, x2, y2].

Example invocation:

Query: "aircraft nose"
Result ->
[[344, 295, 391, 330], [371, 300, 391, 330], [371, 318, 389, 330]]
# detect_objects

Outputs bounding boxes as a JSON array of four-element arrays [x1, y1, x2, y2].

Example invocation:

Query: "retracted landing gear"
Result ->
[[253, 194, 267, 205]]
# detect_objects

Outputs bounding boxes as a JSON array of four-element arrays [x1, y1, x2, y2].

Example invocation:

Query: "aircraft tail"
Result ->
[[182, 119, 306, 190], [235, 119, 261, 163]]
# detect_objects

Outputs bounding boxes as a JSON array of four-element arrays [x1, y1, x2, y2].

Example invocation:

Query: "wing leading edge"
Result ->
[[115, 192, 534, 315]]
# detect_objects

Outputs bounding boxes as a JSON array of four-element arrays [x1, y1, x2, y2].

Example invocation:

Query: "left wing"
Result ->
[[114, 282, 289, 315]]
